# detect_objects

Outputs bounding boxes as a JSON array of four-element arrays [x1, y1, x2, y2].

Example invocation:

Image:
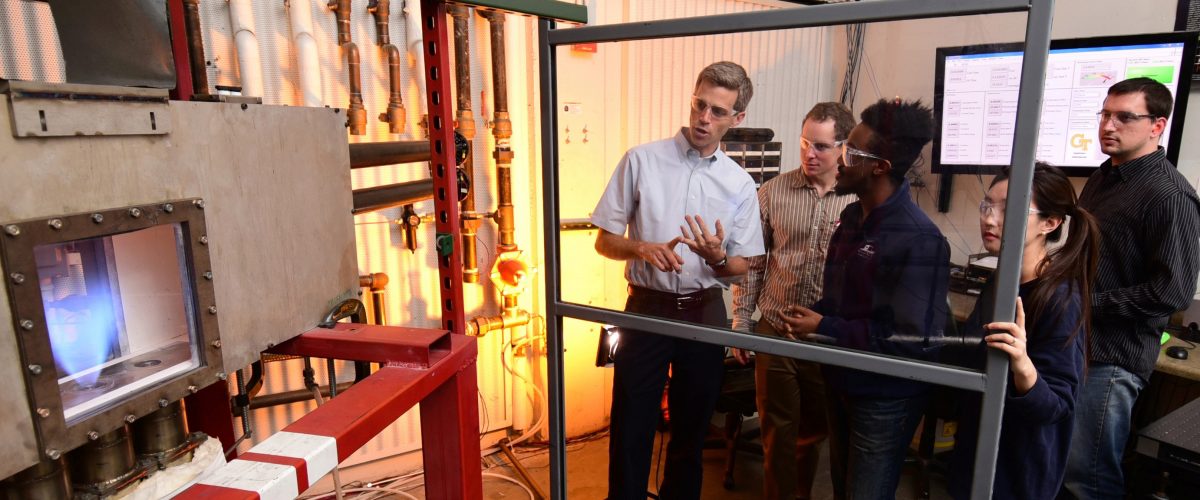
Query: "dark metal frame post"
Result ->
[[972, 1, 1054, 498], [537, 1, 1054, 498], [537, 18, 569, 500]]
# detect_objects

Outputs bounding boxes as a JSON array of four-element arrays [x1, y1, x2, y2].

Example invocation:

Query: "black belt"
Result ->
[[628, 285, 721, 310]]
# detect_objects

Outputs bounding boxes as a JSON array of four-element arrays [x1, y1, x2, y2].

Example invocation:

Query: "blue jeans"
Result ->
[[1062, 363, 1146, 500], [827, 393, 928, 500]]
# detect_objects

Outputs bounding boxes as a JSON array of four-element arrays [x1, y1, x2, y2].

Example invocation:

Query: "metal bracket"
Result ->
[[2, 80, 171, 138]]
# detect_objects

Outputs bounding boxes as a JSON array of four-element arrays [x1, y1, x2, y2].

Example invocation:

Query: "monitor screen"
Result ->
[[933, 32, 1196, 176]]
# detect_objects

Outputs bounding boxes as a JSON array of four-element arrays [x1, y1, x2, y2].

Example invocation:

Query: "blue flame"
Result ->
[[47, 291, 117, 387]]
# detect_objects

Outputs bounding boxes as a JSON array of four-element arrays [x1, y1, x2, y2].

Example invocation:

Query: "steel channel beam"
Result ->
[[451, 0, 586, 24], [558, 302, 987, 392], [969, 1, 1055, 498], [546, 0, 1030, 45]]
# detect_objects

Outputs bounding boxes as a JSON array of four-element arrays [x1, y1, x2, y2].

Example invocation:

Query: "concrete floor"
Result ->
[[323, 418, 953, 499], [475, 419, 952, 500]]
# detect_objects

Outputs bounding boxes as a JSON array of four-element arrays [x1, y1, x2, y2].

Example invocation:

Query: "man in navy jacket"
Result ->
[[782, 98, 950, 499]]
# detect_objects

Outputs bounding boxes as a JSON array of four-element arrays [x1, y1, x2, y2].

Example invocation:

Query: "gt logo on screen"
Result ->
[[1070, 133, 1093, 152]]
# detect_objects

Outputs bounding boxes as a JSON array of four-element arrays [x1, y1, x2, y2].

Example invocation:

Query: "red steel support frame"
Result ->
[[176, 324, 482, 499], [422, 0, 468, 335], [167, 0, 194, 101]]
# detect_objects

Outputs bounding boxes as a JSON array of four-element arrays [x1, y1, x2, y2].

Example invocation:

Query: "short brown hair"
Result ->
[[695, 61, 754, 112], [1107, 77, 1173, 119], [805, 102, 856, 141]]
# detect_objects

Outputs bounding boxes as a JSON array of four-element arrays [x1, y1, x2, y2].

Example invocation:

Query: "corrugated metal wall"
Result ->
[[621, 0, 834, 171]]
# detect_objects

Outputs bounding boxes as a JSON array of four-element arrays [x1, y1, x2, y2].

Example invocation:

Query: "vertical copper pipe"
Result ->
[[367, 0, 390, 45], [451, 5, 479, 283], [368, 0, 405, 134], [382, 44, 407, 134], [485, 11, 516, 252], [182, 0, 208, 97], [328, 0, 351, 45], [346, 42, 366, 135]]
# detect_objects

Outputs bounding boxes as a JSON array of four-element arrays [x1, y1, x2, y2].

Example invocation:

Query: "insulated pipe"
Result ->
[[349, 140, 431, 168], [451, 5, 480, 283], [484, 11, 516, 252], [352, 179, 435, 215], [345, 42, 367, 135], [228, 0, 264, 97], [286, 0, 324, 107], [183, 0, 209, 97], [402, 0, 427, 126]]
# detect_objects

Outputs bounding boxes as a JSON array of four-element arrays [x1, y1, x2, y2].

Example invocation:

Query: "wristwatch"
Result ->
[[707, 255, 728, 269]]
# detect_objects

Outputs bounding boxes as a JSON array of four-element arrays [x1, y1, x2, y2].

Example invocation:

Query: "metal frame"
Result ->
[[538, 1, 1054, 498], [176, 323, 482, 499], [0, 198, 225, 459]]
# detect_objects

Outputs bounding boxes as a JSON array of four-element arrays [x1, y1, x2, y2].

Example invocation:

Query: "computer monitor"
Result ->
[[933, 32, 1197, 176]]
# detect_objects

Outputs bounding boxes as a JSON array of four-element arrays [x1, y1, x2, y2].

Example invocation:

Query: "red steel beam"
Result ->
[[422, 0, 468, 335], [167, 0, 193, 101], [175, 325, 481, 499]]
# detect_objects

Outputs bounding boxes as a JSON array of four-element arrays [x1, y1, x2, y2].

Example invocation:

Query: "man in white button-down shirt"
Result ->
[[591, 61, 765, 500]]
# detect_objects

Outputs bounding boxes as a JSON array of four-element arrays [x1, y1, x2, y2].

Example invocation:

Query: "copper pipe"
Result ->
[[327, 0, 351, 45], [381, 44, 407, 134], [485, 11, 517, 252], [345, 42, 366, 135], [349, 140, 431, 168], [367, 0, 390, 45], [358, 272, 389, 290], [451, 5, 480, 283], [183, 0, 209, 97], [352, 179, 434, 215], [466, 307, 530, 337], [248, 382, 354, 409]]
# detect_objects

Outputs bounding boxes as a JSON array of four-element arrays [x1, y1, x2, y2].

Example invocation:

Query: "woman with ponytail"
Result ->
[[949, 163, 1100, 500]]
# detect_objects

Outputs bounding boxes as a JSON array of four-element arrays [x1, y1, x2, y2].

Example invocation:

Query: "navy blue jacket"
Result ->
[[814, 180, 951, 399], [949, 280, 1086, 500]]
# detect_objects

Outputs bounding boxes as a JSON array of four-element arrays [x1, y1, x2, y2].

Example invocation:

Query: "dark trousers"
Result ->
[[607, 287, 727, 500], [754, 320, 829, 500]]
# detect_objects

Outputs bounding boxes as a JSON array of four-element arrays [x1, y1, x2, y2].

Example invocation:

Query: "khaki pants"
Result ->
[[754, 320, 829, 500]]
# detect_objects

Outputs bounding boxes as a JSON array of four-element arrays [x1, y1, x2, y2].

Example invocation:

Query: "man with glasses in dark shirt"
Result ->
[[1062, 77, 1200, 499], [781, 98, 950, 499]]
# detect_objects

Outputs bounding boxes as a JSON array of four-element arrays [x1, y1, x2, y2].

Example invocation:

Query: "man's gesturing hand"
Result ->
[[679, 215, 726, 264], [635, 237, 684, 273]]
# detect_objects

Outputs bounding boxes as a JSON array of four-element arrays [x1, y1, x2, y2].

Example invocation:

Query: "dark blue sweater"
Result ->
[[814, 180, 951, 399], [949, 280, 1086, 500]]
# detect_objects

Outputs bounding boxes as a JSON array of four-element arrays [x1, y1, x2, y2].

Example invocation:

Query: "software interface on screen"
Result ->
[[939, 42, 1186, 168]]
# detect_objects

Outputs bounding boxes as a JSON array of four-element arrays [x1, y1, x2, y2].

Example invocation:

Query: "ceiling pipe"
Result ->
[[450, 5, 480, 283], [349, 140, 431, 168], [370, 0, 406, 134], [352, 179, 435, 215], [228, 0, 264, 97], [286, 0, 324, 107]]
